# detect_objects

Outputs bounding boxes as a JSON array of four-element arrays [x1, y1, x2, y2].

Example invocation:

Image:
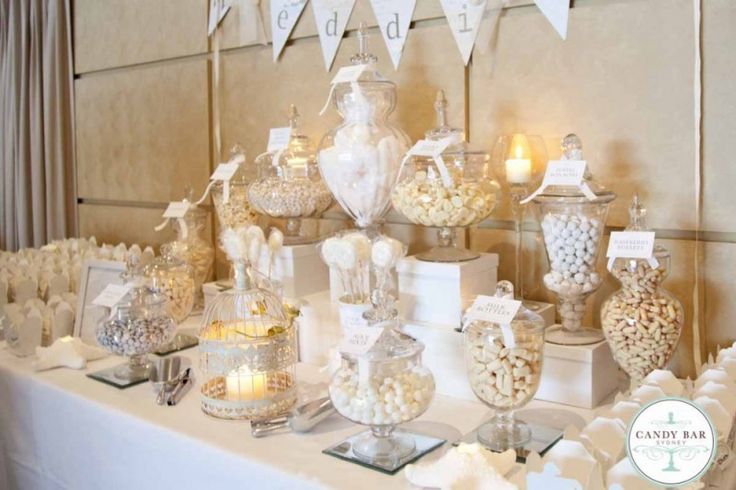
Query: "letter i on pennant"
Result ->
[[440, 0, 488, 66], [311, 0, 358, 71], [369, 0, 417, 69], [271, 0, 309, 62]]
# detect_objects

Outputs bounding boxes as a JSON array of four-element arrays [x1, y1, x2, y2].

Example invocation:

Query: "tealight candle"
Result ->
[[226, 365, 267, 401], [505, 144, 532, 184]]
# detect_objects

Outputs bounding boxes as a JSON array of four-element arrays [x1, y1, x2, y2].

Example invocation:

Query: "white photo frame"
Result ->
[[73, 260, 126, 346]]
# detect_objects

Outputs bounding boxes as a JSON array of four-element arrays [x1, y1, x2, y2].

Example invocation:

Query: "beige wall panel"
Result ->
[[78, 204, 178, 249], [73, 0, 207, 74], [75, 60, 211, 202], [704, 242, 736, 354], [470, 0, 695, 230], [702, 1, 736, 232], [471, 228, 697, 376], [220, 23, 464, 158]]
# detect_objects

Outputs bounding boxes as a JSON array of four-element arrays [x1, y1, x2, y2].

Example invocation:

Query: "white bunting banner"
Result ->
[[270, 0, 308, 61], [440, 0, 488, 66], [239, 0, 267, 46], [534, 0, 570, 40], [311, 0, 357, 71], [369, 0, 416, 69], [208, 0, 233, 36]]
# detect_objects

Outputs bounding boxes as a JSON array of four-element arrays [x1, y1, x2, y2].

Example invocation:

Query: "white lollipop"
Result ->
[[344, 232, 371, 262], [371, 237, 405, 269], [335, 240, 358, 271], [320, 237, 343, 268], [268, 228, 284, 253]]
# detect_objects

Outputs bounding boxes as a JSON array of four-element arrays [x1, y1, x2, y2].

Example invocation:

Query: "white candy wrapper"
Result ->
[[694, 381, 736, 416], [598, 400, 641, 426], [607, 457, 661, 490], [527, 462, 583, 490], [642, 369, 684, 397], [629, 384, 666, 406], [51, 302, 75, 341], [11, 276, 38, 304], [526, 440, 604, 490], [695, 368, 733, 390], [0, 276, 8, 305], [693, 395, 732, 441], [718, 358, 736, 381], [579, 417, 626, 472]]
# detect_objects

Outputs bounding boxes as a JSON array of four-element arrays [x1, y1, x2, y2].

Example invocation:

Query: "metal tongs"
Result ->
[[166, 367, 193, 406], [250, 396, 335, 438]]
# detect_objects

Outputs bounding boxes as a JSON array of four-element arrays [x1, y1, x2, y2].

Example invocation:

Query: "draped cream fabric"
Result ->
[[0, 0, 76, 251]]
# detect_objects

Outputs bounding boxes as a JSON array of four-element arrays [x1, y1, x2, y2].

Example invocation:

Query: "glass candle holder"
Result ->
[[491, 134, 547, 299]]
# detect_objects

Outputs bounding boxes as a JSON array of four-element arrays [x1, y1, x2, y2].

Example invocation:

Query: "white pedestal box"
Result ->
[[397, 253, 499, 328], [257, 243, 329, 299], [535, 338, 620, 409], [522, 300, 555, 327]]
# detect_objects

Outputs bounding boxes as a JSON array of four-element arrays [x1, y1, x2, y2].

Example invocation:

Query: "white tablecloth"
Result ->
[[0, 323, 733, 489]]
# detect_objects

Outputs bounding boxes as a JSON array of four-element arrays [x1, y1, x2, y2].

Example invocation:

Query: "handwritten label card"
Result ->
[[606, 231, 658, 270], [521, 160, 597, 203], [267, 127, 292, 153], [210, 162, 240, 181], [466, 295, 521, 325], [162, 201, 190, 219], [92, 284, 132, 309], [340, 325, 384, 356]]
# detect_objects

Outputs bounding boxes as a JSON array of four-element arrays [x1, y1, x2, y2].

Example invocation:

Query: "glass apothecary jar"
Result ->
[[391, 150, 499, 262], [249, 105, 332, 244], [167, 204, 214, 309], [212, 146, 259, 229], [142, 243, 195, 323], [318, 25, 410, 232], [199, 259, 297, 420], [601, 196, 684, 383], [95, 276, 176, 383], [464, 282, 545, 451], [329, 309, 435, 464], [533, 134, 616, 345]]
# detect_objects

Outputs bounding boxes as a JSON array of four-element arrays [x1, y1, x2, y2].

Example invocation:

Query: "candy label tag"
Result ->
[[210, 162, 240, 181], [521, 160, 597, 203], [340, 325, 384, 356], [267, 127, 292, 153], [92, 284, 132, 308], [606, 231, 659, 270], [466, 295, 521, 326], [330, 64, 370, 85], [162, 201, 190, 219], [402, 138, 454, 187]]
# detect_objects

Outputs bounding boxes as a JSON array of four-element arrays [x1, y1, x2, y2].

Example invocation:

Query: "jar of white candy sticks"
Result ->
[[533, 134, 616, 346], [601, 196, 683, 382]]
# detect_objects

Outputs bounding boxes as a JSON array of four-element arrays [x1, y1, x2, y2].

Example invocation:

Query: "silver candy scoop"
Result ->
[[149, 356, 182, 405], [250, 396, 336, 438]]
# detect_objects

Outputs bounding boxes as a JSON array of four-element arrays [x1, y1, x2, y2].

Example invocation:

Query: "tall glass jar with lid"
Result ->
[[317, 23, 410, 234], [212, 145, 259, 229], [533, 134, 616, 345], [601, 196, 684, 382]]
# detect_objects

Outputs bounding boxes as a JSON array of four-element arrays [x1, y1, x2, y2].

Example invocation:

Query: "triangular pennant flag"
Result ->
[[270, 0, 308, 61], [311, 0, 357, 71], [439, 0, 488, 66], [369, 0, 416, 69], [534, 0, 570, 39]]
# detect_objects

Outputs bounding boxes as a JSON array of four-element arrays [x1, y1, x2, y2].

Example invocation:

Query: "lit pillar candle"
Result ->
[[505, 145, 532, 184], [226, 365, 267, 401]]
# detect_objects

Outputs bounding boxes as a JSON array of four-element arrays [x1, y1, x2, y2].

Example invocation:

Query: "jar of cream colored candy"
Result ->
[[391, 150, 498, 262], [212, 146, 259, 229], [143, 243, 195, 323], [464, 281, 545, 451], [168, 204, 214, 309], [329, 308, 434, 465], [601, 196, 684, 383]]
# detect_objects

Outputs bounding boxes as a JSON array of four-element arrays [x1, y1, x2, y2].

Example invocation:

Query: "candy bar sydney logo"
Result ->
[[627, 397, 717, 487]]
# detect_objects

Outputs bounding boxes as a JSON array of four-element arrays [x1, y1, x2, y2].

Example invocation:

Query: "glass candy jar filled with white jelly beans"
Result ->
[[601, 196, 684, 383], [142, 243, 195, 323], [329, 309, 435, 465], [317, 24, 410, 233], [464, 281, 545, 451], [533, 134, 616, 345], [212, 145, 259, 229], [391, 150, 499, 262], [249, 105, 332, 244]]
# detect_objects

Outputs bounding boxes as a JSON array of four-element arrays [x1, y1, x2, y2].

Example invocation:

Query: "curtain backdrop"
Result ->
[[0, 0, 76, 251]]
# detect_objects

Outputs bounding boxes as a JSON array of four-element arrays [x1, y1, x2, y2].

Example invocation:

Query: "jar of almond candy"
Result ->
[[601, 196, 684, 383]]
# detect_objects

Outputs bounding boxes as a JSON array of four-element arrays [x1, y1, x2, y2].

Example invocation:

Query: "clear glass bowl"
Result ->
[[464, 292, 544, 451], [198, 263, 297, 420], [143, 243, 195, 323], [601, 196, 684, 382], [95, 287, 176, 382], [391, 151, 499, 262], [329, 321, 435, 464], [318, 28, 409, 231], [249, 106, 332, 244]]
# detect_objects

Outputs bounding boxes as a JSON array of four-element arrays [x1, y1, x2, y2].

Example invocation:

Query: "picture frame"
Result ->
[[73, 259, 126, 346]]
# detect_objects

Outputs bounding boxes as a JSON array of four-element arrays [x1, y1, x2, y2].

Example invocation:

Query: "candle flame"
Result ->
[[514, 145, 523, 159]]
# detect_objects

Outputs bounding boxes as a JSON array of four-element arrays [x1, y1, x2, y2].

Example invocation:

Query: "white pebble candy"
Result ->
[[329, 362, 434, 425]]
